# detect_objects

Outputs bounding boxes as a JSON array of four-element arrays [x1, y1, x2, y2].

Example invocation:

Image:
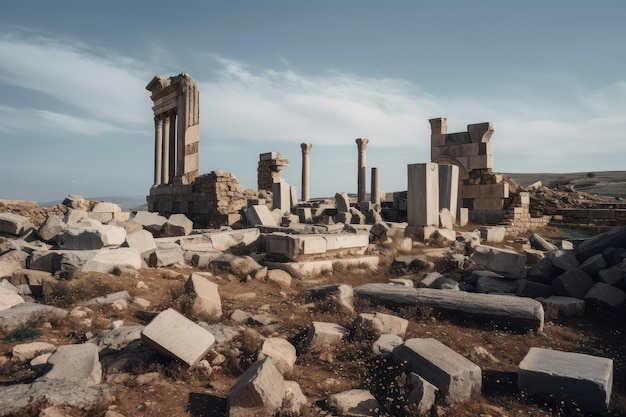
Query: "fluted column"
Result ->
[[161, 113, 170, 185], [371, 167, 380, 211], [154, 116, 163, 186], [169, 110, 177, 183], [300, 143, 312, 202], [355, 138, 369, 203]]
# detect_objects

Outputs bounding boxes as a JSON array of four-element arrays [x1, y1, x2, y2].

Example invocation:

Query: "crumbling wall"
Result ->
[[257, 152, 289, 191]]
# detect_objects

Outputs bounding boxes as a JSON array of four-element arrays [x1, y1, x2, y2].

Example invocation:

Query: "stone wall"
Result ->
[[258, 152, 289, 191], [500, 192, 552, 233]]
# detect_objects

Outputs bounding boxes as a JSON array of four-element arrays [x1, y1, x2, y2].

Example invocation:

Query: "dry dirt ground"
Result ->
[[0, 232, 625, 417]]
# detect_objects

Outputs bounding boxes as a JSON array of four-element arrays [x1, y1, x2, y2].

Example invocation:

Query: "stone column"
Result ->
[[407, 162, 439, 227], [371, 167, 380, 211], [169, 110, 177, 183], [355, 138, 369, 203], [161, 113, 170, 185], [154, 116, 163, 186], [300, 143, 312, 202]]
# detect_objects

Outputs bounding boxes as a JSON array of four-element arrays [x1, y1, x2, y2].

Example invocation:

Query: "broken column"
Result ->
[[300, 143, 312, 202], [438, 164, 459, 220], [407, 163, 439, 227], [272, 180, 291, 215], [371, 167, 380, 211], [355, 138, 369, 204]]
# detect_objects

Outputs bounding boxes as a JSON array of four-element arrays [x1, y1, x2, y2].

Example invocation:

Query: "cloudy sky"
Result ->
[[1, 1, 625, 203]]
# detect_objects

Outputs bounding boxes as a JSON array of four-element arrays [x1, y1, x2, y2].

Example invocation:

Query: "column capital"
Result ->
[[355, 138, 369, 151], [300, 143, 312, 155]]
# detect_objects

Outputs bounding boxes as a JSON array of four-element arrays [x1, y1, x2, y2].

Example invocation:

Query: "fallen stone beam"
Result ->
[[354, 284, 544, 332]]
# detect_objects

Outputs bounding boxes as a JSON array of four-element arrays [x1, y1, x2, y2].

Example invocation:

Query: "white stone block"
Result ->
[[407, 163, 439, 227]]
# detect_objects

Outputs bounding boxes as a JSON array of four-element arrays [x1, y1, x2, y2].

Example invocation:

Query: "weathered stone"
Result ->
[[204, 228, 260, 252], [547, 249, 580, 272], [518, 347, 613, 414], [0, 280, 24, 312], [527, 257, 560, 284], [579, 253, 608, 278], [372, 334, 403, 357], [84, 291, 131, 308], [439, 208, 454, 230], [551, 269, 594, 299], [0, 213, 31, 236], [418, 272, 459, 290], [516, 280, 552, 299], [244, 205, 278, 227], [37, 216, 65, 242], [308, 284, 354, 312], [92, 202, 121, 213], [88, 325, 143, 351], [354, 284, 544, 332], [12, 341, 56, 362], [266, 232, 368, 261], [355, 312, 408, 338], [257, 337, 297, 375], [370, 221, 390, 240], [577, 225, 626, 262], [307, 322, 348, 349], [390, 255, 431, 275], [148, 244, 185, 268], [10, 269, 51, 298], [392, 338, 481, 405], [597, 265, 625, 286], [536, 295, 586, 318], [266, 269, 292, 289], [476, 275, 519, 294], [228, 358, 286, 417], [57, 225, 127, 249], [184, 273, 222, 318], [0, 302, 68, 332], [124, 229, 157, 257], [529, 234, 558, 252], [585, 282, 625, 309], [477, 226, 505, 243], [335, 192, 351, 213], [466, 270, 503, 285], [469, 245, 527, 278], [283, 380, 307, 414], [82, 248, 142, 273], [406, 372, 438, 417], [210, 254, 262, 278], [407, 163, 439, 227], [46, 343, 102, 386], [163, 213, 193, 237], [141, 308, 215, 366], [327, 389, 382, 417]]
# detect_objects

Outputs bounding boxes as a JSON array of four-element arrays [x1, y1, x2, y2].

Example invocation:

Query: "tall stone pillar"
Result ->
[[407, 162, 439, 227], [371, 167, 380, 211], [300, 143, 312, 202], [429, 117, 447, 135], [162, 114, 170, 185], [154, 116, 163, 186], [355, 138, 369, 204]]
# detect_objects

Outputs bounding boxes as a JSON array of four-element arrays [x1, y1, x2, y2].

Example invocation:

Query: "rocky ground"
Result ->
[[0, 194, 625, 417]]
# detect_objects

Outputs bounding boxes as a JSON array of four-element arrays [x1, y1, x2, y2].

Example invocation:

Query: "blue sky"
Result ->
[[1, 1, 626, 202]]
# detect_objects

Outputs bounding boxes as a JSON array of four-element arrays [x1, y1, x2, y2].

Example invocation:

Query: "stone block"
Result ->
[[10, 269, 51, 297], [163, 213, 193, 237], [476, 276, 519, 294], [244, 205, 278, 227], [372, 334, 403, 357], [536, 296, 585, 318], [0, 213, 31, 236], [460, 183, 509, 199], [477, 226, 505, 242], [518, 347, 613, 414], [124, 229, 157, 257], [406, 372, 438, 416], [355, 312, 408, 338], [148, 244, 185, 268], [205, 228, 260, 252], [516, 279, 552, 299], [132, 211, 167, 236], [585, 282, 625, 309], [547, 249, 580, 272], [335, 192, 351, 213], [0, 280, 25, 312], [307, 284, 354, 312], [576, 225, 626, 262], [457, 207, 469, 227], [467, 122, 494, 143], [468, 153, 493, 170], [392, 338, 481, 405], [468, 209, 506, 224], [37, 216, 65, 242], [57, 225, 127, 250], [529, 234, 558, 252], [46, 343, 102, 386], [439, 208, 454, 230], [272, 180, 291, 215], [551, 269, 594, 299], [418, 272, 459, 290], [0, 302, 68, 333], [469, 245, 527, 278], [185, 273, 222, 318], [228, 358, 286, 417], [307, 321, 348, 349], [12, 341, 55, 362], [472, 198, 504, 211], [92, 202, 121, 213], [82, 248, 142, 273], [257, 337, 297, 375], [88, 212, 113, 223], [141, 308, 215, 366], [597, 265, 625, 286], [407, 163, 439, 227], [297, 207, 313, 223], [327, 389, 382, 417], [266, 269, 292, 289], [438, 164, 459, 217]]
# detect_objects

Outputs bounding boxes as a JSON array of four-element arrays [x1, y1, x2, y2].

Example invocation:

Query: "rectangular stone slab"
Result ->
[[141, 308, 215, 366], [392, 338, 481, 405], [518, 347, 613, 414]]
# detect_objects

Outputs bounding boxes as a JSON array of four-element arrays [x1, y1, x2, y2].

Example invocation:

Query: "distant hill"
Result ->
[[505, 171, 626, 198]]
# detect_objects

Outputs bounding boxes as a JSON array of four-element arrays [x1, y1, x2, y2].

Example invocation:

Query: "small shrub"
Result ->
[[587, 172, 596, 178]]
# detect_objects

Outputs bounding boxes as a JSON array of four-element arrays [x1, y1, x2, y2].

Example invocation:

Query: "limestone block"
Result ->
[[82, 248, 141, 273], [92, 202, 121, 213], [529, 234, 558, 252], [476, 276, 519, 294], [297, 207, 313, 223], [518, 347, 613, 414], [46, 343, 102, 386], [132, 211, 167, 236], [438, 164, 459, 216], [37, 216, 65, 242], [439, 208, 454, 230], [477, 226, 505, 243], [283, 380, 307, 414], [307, 322, 348, 349], [206, 228, 260, 252], [148, 245, 185, 268], [390, 255, 431, 275], [472, 198, 504, 211], [372, 334, 403, 357], [210, 254, 262, 278], [536, 296, 585, 318], [266, 269, 292, 289], [460, 183, 508, 199], [184, 273, 222, 318], [392, 338, 482, 405], [324, 234, 369, 253], [84, 290, 131, 308], [457, 207, 469, 227], [0, 280, 25, 312], [141, 308, 215, 366], [597, 265, 625, 286], [418, 272, 459, 290], [585, 282, 625, 309], [516, 280, 552, 299], [307, 284, 354, 312], [468, 153, 493, 170], [272, 180, 291, 215], [0, 302, 68, 333], [527, 257, 560, 284], [264, 260, 333, 279], [228, 358, 286, 417], [124, 229, 157, 257], [12, 341, 56, 362], [355, 312, 408, 338], [327, 389, 382, 417], [406, 372, 438, 416], [467, 122, 494, 143], [551, 269, 594, 299], [257, 337, 297, 375], [10, 269, 51, 297], [576, 225, 626, 262], [88, 212, 113, 223], [163, 213, 193, 237], [244, 205, 278, 227], [335, 192, 351, 213], [0, 213, 31, 236], [57, 225, 127, 249], [407, 163, 439, 227], [547, 249, 580, 272], [469, 245, 527, 278], [62, 194, 87, 210], [370, 221, 391, 240]]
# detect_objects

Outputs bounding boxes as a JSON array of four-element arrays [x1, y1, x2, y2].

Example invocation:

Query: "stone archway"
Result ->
[[432, 156, 469, 181]]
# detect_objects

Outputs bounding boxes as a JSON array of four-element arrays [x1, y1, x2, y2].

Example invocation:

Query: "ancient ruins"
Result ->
[[0, 72, 624, 416]]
